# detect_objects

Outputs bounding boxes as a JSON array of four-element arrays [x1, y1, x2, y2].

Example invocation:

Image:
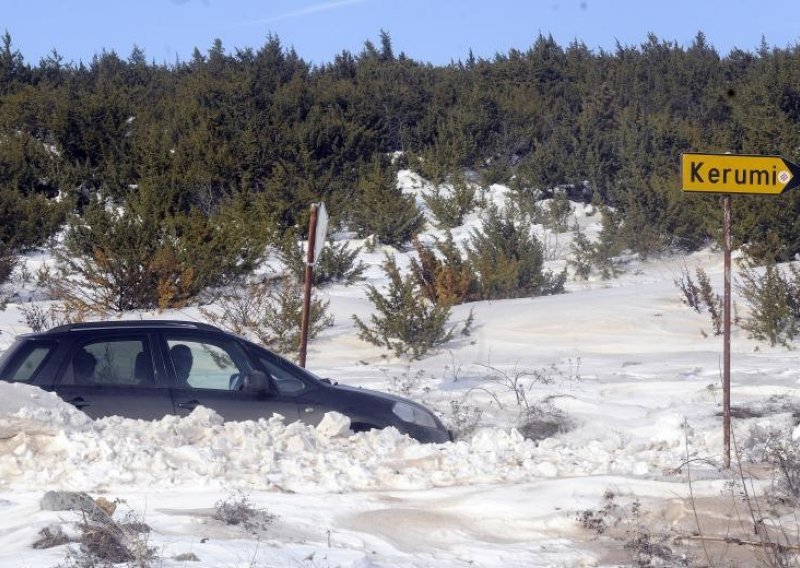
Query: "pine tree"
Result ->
[[350, 156, 425, 248], [466, 206, 565, 300], [353, 254, 454, 359]]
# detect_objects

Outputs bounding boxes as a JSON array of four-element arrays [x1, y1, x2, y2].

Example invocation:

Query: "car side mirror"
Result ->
[[241, 370, 272, 395]]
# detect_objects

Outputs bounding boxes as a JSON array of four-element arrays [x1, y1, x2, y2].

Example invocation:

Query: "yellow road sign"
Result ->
[[681, 153, 800, 194]]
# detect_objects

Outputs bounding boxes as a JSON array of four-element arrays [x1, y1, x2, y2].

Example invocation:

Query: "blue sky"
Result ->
[[4, 0, 800, 66]]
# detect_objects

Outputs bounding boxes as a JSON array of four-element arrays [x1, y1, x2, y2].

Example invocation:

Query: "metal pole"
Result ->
[[298, 204, 318, 368], [723, 194, 732, 469]]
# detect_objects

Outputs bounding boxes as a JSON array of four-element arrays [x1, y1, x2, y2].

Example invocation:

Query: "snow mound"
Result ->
[[0, 383, 696, 493]]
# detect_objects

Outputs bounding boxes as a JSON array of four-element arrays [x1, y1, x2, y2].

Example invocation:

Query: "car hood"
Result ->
[[328, 382, 409, 405], [327, 382, 440, 416]]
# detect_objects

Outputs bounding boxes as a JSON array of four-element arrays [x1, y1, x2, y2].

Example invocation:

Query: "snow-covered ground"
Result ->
[[0, 175, 797, 567]]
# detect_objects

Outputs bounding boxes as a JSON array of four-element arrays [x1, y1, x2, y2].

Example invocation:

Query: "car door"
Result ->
[[246, 345, 327, 426], [161, 332, 300, 423], [54, 333, 175, 421]]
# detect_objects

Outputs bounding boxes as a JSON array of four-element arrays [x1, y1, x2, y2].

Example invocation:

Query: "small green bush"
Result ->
[[466, 205, 565, 300], [569, 208, 623, 280], [422, 173, 477, 229], [353, 254, 455, 359], [675, 266, 722, 335], [55, 189, 269, 311], [201, 276, 333, 357], [0, 243, 13, 309], [541, 193, 574, 233], [280, 237, 367, 286], [510, 191, 574, 234], [349, 157, 425, 248], [568, 222, 594, 280], [737, 261, 800, 347], [406, 151, 450, 185], [0, 187, 66, 252]]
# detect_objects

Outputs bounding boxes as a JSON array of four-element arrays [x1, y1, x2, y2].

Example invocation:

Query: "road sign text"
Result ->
[[681, 153, 800, 195]]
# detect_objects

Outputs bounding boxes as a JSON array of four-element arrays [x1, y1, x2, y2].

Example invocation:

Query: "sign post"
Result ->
[[298, 202, 328, 368], [722, 194, 731, 468], [681, 152, 800, 468]]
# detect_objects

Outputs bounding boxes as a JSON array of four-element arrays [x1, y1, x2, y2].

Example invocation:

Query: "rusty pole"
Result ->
[[298, 204, 318, 368], [723, 194, 732, 469]]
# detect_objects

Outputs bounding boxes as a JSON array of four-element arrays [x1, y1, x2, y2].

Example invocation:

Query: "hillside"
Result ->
[[1, 177, 798, 567]]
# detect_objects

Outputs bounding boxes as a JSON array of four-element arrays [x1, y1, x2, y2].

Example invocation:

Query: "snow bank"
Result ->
[[0, 383, 697, 493]]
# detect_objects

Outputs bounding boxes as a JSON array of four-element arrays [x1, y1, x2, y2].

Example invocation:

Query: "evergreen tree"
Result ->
[[3, 31, 800, 267], [466, 206, 565, 300], [353, 254, 454, 359], [350, 157, 425, 248]]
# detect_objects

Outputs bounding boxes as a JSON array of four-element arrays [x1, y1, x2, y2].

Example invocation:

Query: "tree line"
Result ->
[[2, 29, 800, 307]]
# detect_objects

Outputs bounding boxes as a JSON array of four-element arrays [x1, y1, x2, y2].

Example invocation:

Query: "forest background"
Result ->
[[1, 30, 799, 310]]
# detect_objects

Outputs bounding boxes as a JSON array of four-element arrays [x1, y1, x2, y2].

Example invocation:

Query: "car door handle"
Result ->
[[304, 407, 315, 413], [177, 400, 199, 411], [67, 397, 91, 409]]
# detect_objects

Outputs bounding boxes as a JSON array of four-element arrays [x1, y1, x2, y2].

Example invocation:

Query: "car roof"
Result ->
[[44, 320, 223, 335]]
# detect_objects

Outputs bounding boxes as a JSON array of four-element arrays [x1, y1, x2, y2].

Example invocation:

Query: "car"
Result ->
[[0, 320, 451, 443]]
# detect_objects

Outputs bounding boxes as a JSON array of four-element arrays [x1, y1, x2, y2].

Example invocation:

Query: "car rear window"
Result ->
[[0, 340, 57, 383]]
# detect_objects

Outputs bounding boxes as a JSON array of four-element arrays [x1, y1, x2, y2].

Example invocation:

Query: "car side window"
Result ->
[[0, 340, 56, 383], [256, 354, 308, 395], [166, 337, 251, 390], [61, 338, 153, 386]]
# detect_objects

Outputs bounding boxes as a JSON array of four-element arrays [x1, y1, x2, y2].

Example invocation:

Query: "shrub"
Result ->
[[736, 261, 800, 347], [353, 254, 456, 359], [213, 492, 275, 534], [612, 173, 711, 259], [568, 222, 593, 281], [541, 193, 574, 233], [577, 493, 686, 567], [280, 237, 367, 286], [0, 243, 13, 309], [479, 363, 555, 409], [478, 158, 511, 187], [0, 187, 66, 252], [76, 512, 155, 567], [410, 234, 477, 306], [381, 365, 426, 396], [466, 205, 566, 300], [613, 184, 672, 259], [33, 525, 70, 550], [569, 207, 624, 280], [513, 191, 573, 233], [764, 434, 800, 507], [421, 173, 477, 229], [54, 190, 269, 312], [349, 157, 425, 248], [18, 302, 88, 332], [201, 276, 333, 357], [52, 503, 156, 568], [446, 398, 484, 441], [517, 399, 573, 441], [406, 150, 449, 185], [675, 266, 722, 335], [676, 266, 702, 312]]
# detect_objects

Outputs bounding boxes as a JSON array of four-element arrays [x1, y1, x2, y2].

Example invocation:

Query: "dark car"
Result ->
[[0, 320, 451, 443]]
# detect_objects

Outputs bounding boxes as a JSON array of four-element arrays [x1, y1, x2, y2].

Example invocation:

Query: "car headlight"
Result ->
[[392, 401, 438, 429]]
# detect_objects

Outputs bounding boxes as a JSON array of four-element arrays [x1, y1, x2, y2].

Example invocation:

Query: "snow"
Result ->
[[0, 173, 798, 566]]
